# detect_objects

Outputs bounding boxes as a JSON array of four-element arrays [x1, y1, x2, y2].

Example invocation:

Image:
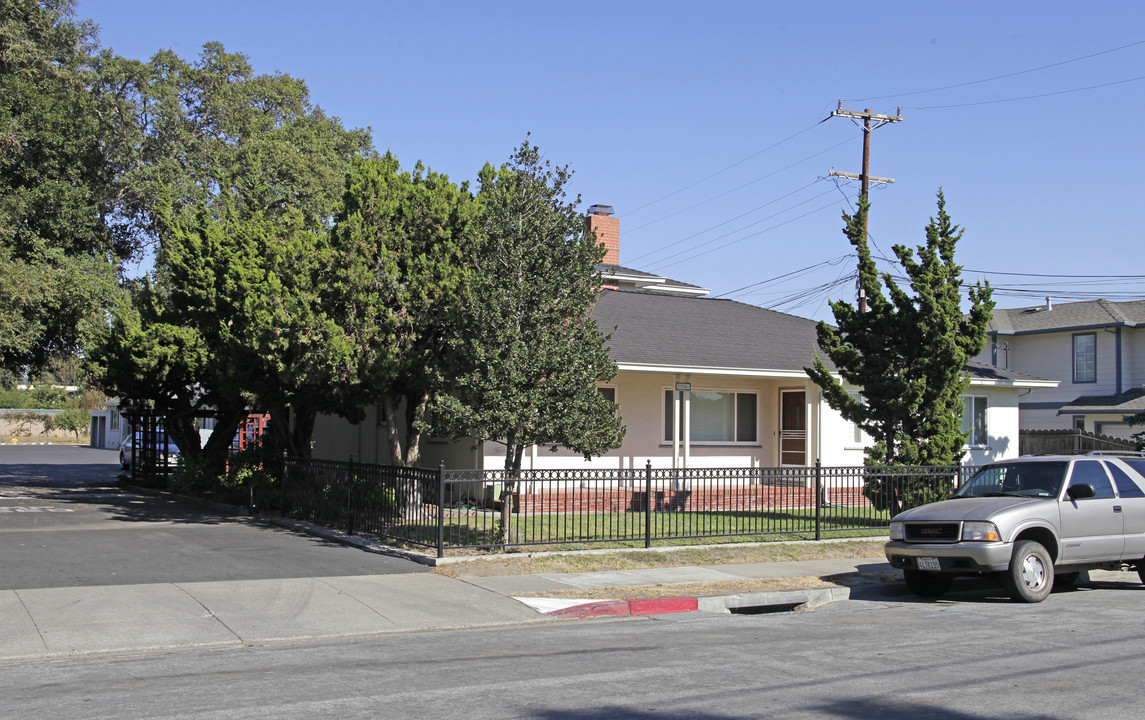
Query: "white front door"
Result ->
[[780, 390, 806, 466]]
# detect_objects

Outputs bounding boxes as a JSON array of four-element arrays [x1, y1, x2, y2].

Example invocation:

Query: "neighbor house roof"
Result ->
[[598, 264, 710, 296], [989, 299, 1145, 335], [1058, 387, 1145, 416]]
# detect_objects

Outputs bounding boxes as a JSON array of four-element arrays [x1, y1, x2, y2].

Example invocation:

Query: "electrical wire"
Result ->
[[644, 189, 848, 272], [854, 39, 1145, 102], [627, 179, 826, 265], [714, 254, 854, 299], [905, 75, 1145, 110], [622, 122, 821, 217], [624, 137, 853, 237]]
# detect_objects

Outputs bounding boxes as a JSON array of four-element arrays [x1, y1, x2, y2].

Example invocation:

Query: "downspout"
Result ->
[[1117, 326, 1123, 395]]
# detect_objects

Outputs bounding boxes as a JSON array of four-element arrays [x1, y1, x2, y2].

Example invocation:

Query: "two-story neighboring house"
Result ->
[[975, 298, 1145, 440]]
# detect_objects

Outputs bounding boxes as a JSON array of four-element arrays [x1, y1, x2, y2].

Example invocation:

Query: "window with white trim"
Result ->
[[961, 395, 988, 446], [1073, 333, 1096, 383], [663, 389, 757, 444]]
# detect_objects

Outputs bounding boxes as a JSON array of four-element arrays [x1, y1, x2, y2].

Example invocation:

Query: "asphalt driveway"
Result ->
[[0, 444, 427, 590]]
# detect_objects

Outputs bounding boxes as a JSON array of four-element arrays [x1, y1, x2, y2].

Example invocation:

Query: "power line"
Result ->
[[906, 75, 1145, 110], [854, 39, 1145, 102], [623, 123, 821, 217], [645, 190, 848, 272], [713, 254, 854, 299], [624, 138, 852, 236], [627, 179, 826, 265]]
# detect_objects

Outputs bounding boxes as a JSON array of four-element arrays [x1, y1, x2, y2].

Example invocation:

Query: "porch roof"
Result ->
[[1057, 387, 1145, 415]]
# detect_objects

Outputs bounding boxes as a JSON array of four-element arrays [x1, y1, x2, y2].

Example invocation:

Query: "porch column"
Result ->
[[672, 388, 680, 469], [683, 387, 691, 469]]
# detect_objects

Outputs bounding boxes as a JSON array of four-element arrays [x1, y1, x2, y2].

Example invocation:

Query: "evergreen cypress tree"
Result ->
[[806, 191, 993, 510]]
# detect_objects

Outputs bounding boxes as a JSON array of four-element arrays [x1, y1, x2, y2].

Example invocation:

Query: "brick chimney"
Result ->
[[587, 204, 619, 266]]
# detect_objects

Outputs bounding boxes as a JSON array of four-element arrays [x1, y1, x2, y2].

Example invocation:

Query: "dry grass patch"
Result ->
[[433, 539, 887, 579], [515, 575, 843, 600]]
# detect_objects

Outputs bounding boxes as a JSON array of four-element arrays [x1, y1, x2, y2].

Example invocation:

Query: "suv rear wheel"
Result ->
[[1002, 540, 1053, 603], [903, 569, 953, 598]]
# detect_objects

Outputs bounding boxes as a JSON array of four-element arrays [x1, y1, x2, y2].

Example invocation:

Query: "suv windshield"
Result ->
[[955, 461, 1068, 499]]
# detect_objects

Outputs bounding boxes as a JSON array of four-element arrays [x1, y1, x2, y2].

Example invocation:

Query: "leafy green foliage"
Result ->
[[806, 192, 993, 511], [432, 139, 626, 472], [326, 153, 479, 467], [85, 42, 373, 472], [0, 0, 123, 374], [47, 408, 89, 438]]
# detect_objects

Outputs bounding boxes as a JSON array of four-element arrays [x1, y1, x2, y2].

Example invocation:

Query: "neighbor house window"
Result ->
[[598, 386, 616, 404], [1073, 333, 1096, 383], [109, 410, 119, 431], [962, 396, 988, 446], [663, 389, 757, 443]]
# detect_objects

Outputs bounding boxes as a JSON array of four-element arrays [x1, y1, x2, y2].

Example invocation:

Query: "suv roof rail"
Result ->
[[1086, 450, 1145, 457]]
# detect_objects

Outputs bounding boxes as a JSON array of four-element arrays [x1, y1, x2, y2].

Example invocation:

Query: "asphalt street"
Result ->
[[0, 444, 428, 589]]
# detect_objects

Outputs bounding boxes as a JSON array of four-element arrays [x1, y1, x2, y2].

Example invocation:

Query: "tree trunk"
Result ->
[[267, 402, 316, 461], [498, 440, 524, 548], [383, 394, 425, 519]]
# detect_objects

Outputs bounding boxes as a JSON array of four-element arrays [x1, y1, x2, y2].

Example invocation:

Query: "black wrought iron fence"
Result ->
[[282, 459, 978, 557]]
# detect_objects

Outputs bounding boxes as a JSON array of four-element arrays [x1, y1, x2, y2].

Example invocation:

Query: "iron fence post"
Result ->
[[437, 462, 445, 558], [645, 460, 652, 549], [814, 459, 822, 541], [346, 455, 355, 537], [280, 452, 288, 514]]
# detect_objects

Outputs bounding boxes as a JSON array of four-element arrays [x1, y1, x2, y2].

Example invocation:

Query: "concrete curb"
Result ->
[[546, 596, 700, 618], [523, 585, 858, 619]]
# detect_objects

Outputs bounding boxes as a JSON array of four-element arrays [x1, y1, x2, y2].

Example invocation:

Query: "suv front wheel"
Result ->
[[1002, 540, 1053, 603]]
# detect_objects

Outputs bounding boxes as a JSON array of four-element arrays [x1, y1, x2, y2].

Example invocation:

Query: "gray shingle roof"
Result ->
[[1058, 387, 1145, 415], [592, 289, 825, 373], [592, 289, 1054, 386], [963, 360, 1054, 385], [990, 299, 1145, 334]]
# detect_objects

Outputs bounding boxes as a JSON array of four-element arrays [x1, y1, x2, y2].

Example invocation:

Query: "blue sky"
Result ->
[[77, 1, 1145, 321]]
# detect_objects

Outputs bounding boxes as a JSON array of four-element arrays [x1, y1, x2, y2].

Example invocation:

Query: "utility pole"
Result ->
[[823, 101, 902, 311]]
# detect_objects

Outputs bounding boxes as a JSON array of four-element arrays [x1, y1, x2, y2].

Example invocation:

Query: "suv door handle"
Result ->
[[1114, 505, 1123, 513]]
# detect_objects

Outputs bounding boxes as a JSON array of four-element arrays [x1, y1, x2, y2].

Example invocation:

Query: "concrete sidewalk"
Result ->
[[1, 573, 550, 662], [0, 557, 896, 662]]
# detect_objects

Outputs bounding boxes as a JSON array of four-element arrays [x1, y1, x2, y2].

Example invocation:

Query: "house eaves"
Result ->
[[616, 362, 812, 379]]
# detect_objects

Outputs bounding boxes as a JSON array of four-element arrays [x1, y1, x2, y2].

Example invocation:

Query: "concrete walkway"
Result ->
[[0, 556, 896, 662]]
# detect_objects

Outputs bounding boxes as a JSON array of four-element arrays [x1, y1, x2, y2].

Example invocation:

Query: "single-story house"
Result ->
[[311, 205, 1057, 469]]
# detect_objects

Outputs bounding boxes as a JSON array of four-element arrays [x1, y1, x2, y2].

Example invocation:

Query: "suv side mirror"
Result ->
[[1067, 483, 1096, 501]]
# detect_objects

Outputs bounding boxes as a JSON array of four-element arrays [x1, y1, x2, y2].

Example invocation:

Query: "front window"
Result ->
[[961, 396, 988, 446], [1073, 333, 1096, 383], [664, 389, 757, 443], [955, 461, 1067, 498]]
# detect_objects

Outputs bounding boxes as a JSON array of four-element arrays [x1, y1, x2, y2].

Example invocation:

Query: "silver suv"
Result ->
[[884, 453, 1145, 602]]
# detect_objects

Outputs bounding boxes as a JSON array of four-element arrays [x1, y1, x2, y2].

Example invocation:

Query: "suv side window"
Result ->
[[1067, 461, 1115, 499], [1106, 462, 1145, 498]]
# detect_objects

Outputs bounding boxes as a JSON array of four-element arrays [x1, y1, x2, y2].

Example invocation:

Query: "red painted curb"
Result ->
[[548, 596, 699, 619], [629, 596, 698, 615], [549, 600, 631, 618]]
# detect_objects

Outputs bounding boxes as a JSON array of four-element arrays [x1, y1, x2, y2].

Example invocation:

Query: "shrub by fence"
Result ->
[[283, 459, 978, 557]]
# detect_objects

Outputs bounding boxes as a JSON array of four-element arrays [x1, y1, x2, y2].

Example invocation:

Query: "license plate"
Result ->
[[917, 557, 941, 571]]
